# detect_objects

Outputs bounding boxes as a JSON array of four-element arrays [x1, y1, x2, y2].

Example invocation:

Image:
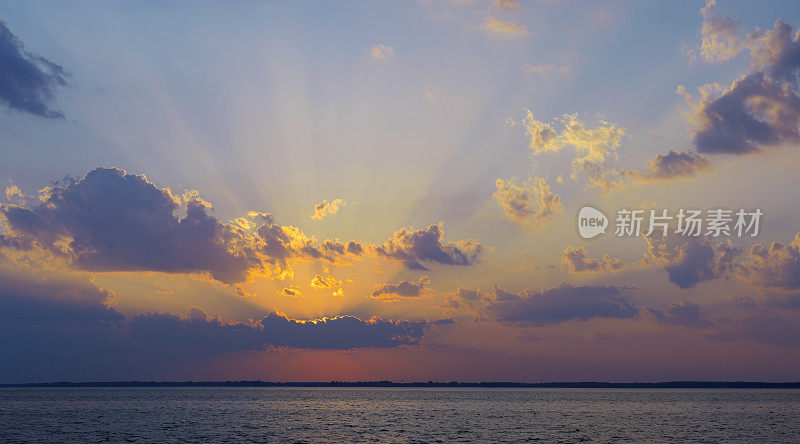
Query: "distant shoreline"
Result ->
[[2, 381, 800, 389]]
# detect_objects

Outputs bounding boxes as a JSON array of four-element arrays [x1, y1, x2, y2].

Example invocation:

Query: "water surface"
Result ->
[[1, 388, 798, 442]]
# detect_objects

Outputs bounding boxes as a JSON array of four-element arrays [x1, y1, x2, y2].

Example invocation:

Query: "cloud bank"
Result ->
[[0, 267, 432, 381], [0, 168, 482, 282], [485, 283, 637, 326], [2, 168, 269, 283]]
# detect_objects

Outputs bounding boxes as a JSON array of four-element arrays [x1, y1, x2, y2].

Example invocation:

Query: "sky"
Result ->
[[2, 0, 800, 383]]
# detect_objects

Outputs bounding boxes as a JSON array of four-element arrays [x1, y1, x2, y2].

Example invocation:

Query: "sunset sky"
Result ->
[[2, 0, 800, 383]]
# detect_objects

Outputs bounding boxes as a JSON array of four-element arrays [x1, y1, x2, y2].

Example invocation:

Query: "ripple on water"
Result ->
[[0, 388, 799, 443]]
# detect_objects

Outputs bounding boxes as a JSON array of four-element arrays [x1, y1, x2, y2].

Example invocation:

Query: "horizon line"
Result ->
[[3, 381, 800, 389]]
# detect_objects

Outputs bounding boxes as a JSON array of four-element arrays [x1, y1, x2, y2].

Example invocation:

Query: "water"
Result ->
[[1, 388, 799, 442]]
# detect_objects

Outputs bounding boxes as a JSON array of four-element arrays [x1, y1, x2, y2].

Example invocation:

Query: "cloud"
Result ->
[[0, 168, 360, 283], [375, 222, 482, 270], [706, 310, 800, 347], [0, 268, 125, 381], [480, 17, 528, 36], [281, 286, 302, 297], [321, 239, 346, 254], [321, 239, 365, 256], [370, 276, 430, 300], [522, 63, 570, 75], [622, 150, 714, 182], [645, 235, 740, 288], [347, 240, 364, 255], [493, 177, 563, 227], [0, 167, 262, 283], [310, 274, 343, 296], [684, 16, 800, 155], [523, 111, 624, 166], [255, 223, 357, 275], [368, 44, 394, 59], [234, 287, 251, 298], [444, 287, 487, 309], [648, 300, 712, 328], [696, 0, 743, 62], [520, 113, 709, 192], [561, 246, 623, 273], [131, 310, 429, 352], [747, 19, 800, 83], [736, 232, 800, 289], [0, 19, 67, 118], [683, 72, 800, 155], [310, 274, 338, 289], [0, 168, 481, 281], [0, 268, 434, 381], [0, 268, 122, 327], [310, 199, 347, 221], [4, 185, 24, 201], [494, 0, 520, 12], [660, 241, 718, 289], [521, 111, 626, 192], [260, 312, 428, 349], [485, 283, 637, 326]]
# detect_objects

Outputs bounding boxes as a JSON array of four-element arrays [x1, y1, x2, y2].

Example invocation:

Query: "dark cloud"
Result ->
[[131, 310, 428, 352], [561, 246, 623, 273], [0, 269, 431, 381], [647, 231, 800, 290], [622, 150, 714, 182], [321, 239, 366, 257], [281, 287, 302, 297], [376, 222, 482, 270], [0, 269, 126, 382], [692, 72, 800, 154], [261, 313, 427, 349], [0, 168, 362, 284], [665, 240, 716, 289], [645, 235, 740, 289], [736, 232, 800, 289], [0, 168, 479, 282], [347, 241, 364, 255], [322, 239, 346, 255], [0, 269, 122, 327], [748, 19, 800, 84], [485, 283, 637, 326], [648, 300, 711, 328], [370, 276, 429, 300], [0, 20, 67, 118], [689, 18, 800, 155], [1, 168, 261, 283]]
